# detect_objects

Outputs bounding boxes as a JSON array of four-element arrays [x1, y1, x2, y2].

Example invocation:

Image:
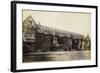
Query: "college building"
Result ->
[[23, 15, 90, 53]]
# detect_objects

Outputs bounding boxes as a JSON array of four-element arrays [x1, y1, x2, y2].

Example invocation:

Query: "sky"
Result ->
[[23, 10, 91, 37]]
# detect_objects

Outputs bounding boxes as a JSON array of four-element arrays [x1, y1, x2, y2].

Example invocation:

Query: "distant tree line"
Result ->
[[83, 35, 91, 50]]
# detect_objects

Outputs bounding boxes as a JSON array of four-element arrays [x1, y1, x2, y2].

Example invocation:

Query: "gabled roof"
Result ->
[[23, 16, 83, 39], [23, 15, 37, 26]]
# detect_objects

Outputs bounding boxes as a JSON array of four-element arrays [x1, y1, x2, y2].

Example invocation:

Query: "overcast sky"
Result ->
[[23, 10, 91, 37]]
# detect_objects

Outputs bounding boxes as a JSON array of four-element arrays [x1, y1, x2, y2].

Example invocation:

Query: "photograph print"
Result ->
[[22, 10, 91, 62], [11, 1, 97, 72]]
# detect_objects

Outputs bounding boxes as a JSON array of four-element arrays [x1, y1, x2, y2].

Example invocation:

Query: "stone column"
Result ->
[[69, 37, 72, 51], [81, 40, 85, 50]]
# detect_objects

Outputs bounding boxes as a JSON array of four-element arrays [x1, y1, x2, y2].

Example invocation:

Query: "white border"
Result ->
[[16, 3, 96, 70]]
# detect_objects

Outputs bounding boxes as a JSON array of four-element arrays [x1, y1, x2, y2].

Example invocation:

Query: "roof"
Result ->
[[23, 16, 83, 39], [35, 24, 82, 39]]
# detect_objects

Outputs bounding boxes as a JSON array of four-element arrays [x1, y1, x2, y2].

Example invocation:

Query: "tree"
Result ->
[[84, 35, 91, 50]]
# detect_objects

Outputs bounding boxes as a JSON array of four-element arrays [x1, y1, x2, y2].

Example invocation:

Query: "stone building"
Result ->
[[23, 15, 85, 53]]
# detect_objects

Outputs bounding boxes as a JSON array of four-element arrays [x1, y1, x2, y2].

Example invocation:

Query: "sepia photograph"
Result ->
[[11, 1, 97, 72], [22, 10, 91, 63]]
